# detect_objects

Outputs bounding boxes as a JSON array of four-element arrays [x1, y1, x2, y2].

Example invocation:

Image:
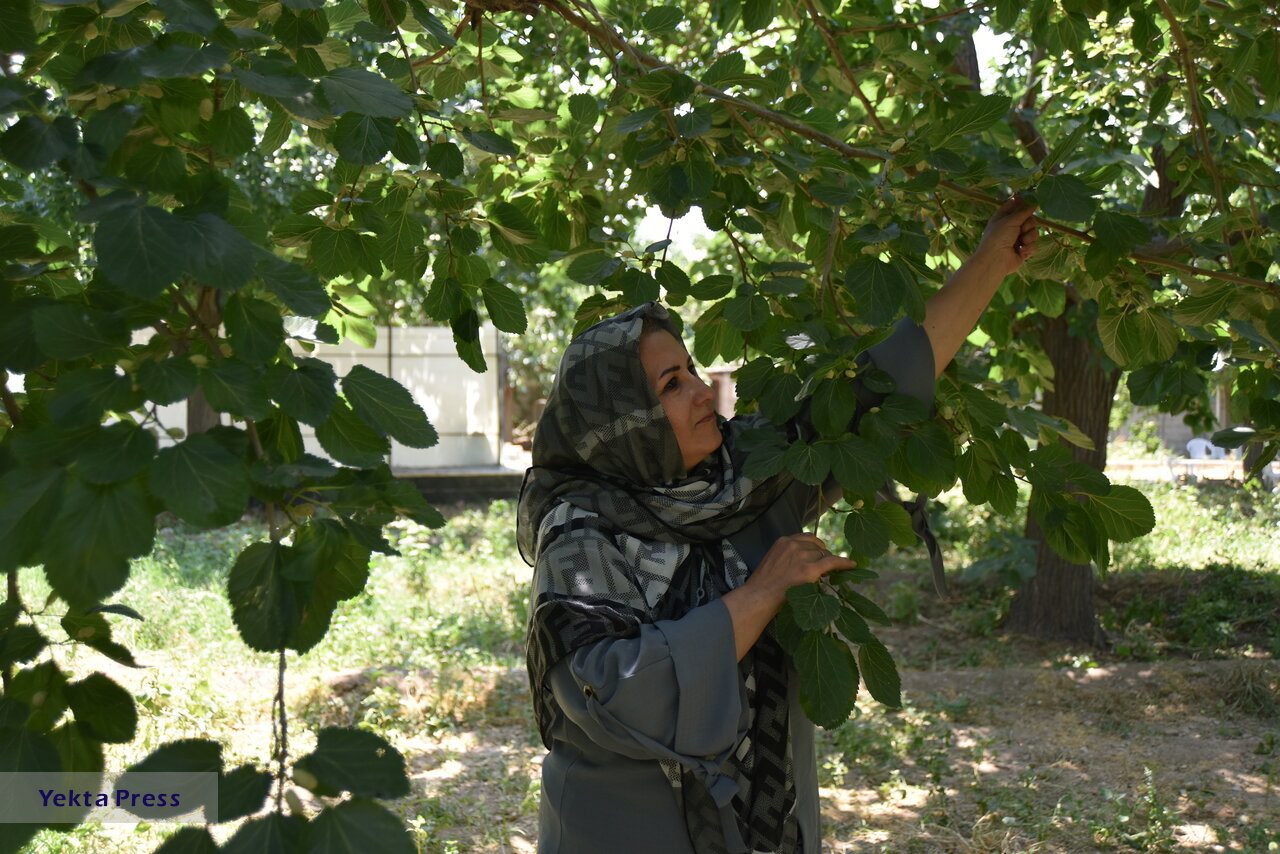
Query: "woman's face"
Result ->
[[638, 329, 723, 472]]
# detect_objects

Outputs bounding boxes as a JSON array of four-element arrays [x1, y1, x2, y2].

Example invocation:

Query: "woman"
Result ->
[[519, 200, 1038, 853]]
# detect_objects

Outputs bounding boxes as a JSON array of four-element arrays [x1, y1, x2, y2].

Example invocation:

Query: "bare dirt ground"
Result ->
[[359, 651, 1278, 854]]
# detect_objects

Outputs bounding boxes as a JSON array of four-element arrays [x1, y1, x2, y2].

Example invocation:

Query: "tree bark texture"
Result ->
[[186, 287, 222, 436], [1004, 310, 1120, 643]]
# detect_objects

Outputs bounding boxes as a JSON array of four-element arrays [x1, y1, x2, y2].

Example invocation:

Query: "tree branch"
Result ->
[[832, 2, 985, 34], [800, 0, 886, 133]]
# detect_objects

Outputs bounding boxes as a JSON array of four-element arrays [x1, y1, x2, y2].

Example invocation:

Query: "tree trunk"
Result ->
[[185, 287, 222, 437], [1004, 310, 1120, 643]]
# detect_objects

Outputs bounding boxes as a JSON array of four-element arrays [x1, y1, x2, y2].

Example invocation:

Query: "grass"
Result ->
[[12, 483, 1280, 852]]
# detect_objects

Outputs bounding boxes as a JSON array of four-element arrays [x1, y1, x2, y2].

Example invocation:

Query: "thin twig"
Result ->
[[172, 288, 222, 350], [273, 647, 288, 811], [410, 16, 471, 68], [800, 0, 886, 133], [833, 2, 985, 34], [1153, 0, 1232, 233]]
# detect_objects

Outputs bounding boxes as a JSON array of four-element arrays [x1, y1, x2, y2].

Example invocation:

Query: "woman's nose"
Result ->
[[692, 373, 713, 404]]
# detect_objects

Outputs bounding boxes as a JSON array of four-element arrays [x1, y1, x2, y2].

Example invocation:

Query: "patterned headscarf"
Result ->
[[520, 302, 801, 854]]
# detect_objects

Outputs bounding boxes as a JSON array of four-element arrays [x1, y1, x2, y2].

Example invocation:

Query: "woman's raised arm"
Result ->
[[922, 198, 1039, 376]]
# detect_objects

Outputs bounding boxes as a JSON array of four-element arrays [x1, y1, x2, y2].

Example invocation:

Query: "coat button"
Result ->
[[582, 684, 595, 699]]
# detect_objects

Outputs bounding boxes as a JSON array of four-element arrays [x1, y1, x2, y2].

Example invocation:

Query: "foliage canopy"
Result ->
[[1, 0, 1278, 845]]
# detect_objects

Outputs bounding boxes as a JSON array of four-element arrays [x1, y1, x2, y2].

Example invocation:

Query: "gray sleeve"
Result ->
[[548, 599, 746, 763], [864, 317, 936, 405]]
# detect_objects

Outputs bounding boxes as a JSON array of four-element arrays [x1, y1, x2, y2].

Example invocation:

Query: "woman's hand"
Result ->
[[923, 196, 1040, 375], [720, 534, 856, 660], [973, 196, 1039, 278]]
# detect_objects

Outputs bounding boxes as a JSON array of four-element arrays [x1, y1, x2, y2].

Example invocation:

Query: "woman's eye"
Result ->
[[664, 377, 678, 392]]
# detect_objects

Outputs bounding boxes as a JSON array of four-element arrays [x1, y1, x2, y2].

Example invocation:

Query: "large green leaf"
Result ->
[[32, 304, 128, 360], [200, 360, 271, 420], [293, 728, 409, 799], [321, 68, 413, 118], [333, 113, 396, 164], [856, 637, 901, 708], [65, 673, 136, 743], [1081, 485, 1154, 542], [315, 398, 390, 467], [154, 828, 219, 854], [1035, 174, 1098, 222], [782, 440, 830, 485], [933, 94, 1010, 146], [257, 255, 331, 317], [793, 631, 858, 729], [150, 434, 250, 527], [0, 467, 65, 572], [811, 379, 857, 436], [845, 256, 916, 326], [481, 279, 527, 333], [227, 542, 295, 652], [223, 293, 284, 365], [785, 584, 842, 631], [94, 201, 189, 298], [75, 422, 158, 485], [221, 813, 308, 854], [306, 799, 415, 854], [217, 765, 273, 824], [185, 213, 257, 291], [488, 201, 548, 265], [45, 478, 154, 607], [137, 356, 199, 405], [266, 358, 338, 426], [342, 365, 438, 448], [843, 506, 890, 558], [829, 435, 888, 495], [1097, 308, 1179, 367]]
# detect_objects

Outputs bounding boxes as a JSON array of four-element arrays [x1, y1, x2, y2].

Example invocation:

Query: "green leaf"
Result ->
[[186, 213, 257, 291], [221, 813, 308, 854], [488, 201, 548, 264], [641, 5, 682, 32], [0, 625, 45, 669], [426, 140, 464, 177], [567, 93, 599, 124], [1081, 484, 1154, 542], [785, 584, 842, 631], [306, 798, 416, 854], [227, 542, 294, 652], [843, 506, 890, 558], [0, 0, 37, 53], [137, 356, 199, 405], [224, 293, 284, 365], [616, 106, 662, 134], [461, 128, 518, 156], [481, 280, 527, 333], [75, 423, 158, 485], [845, 256, 916, 326], [65, 673, 136, 743], [566, 251, 622, 285], [45, 479, 153, 607], [0, 468, 65, 572], [48, 367, 142, 428], [723, 293, 769, 331], [833, 606, 871, 644], [258, 255, 332, 317], [321, 68, 413, 118], [153, 0, 220, 33], [856, 637, 901, 707], [95, 202, 189, 298], [293, 728, 410, 799], [217, 765, 273, 824], [48, 721, 105, 774], [0, 115, 74, 171], [266, 358, 337, 426], [742, 0, 776, 31], [841, 589, 891, 626], [32, 304, 129, 360], [876, 394, 929, 426], [874, 501, 916, 548], [200, 360, 271, 419], [154, 828, 219, 854], [1035, 174, 1099, 222], [333, 113, 396, 164], [934, 94, 1010, 146], [830, 435, 888, 495], [793, 631, 858, 729], [0, 727, 61, 773], [379, 210, 426, 276], [1037, 120, 1090, 179], [1097, 308, 1179, 367], [315, 398, 390, 467], [758, 372, 802, 423], [342, 365, 438, 448], [812, 379, 856, 436], [783, 440, 831, 485], [150, 434, 250, 528], [905, 423, 956, 486]]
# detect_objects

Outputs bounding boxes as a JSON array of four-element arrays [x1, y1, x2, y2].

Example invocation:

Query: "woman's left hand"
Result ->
[[973, 196, 1039, 278]]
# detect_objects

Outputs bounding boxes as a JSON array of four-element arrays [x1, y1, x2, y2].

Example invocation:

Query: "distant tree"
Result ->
[[2, 0, 1277, 847]]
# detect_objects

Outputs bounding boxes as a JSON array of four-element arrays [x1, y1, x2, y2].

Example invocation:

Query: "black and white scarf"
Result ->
[[519, 302, 801, 854]]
